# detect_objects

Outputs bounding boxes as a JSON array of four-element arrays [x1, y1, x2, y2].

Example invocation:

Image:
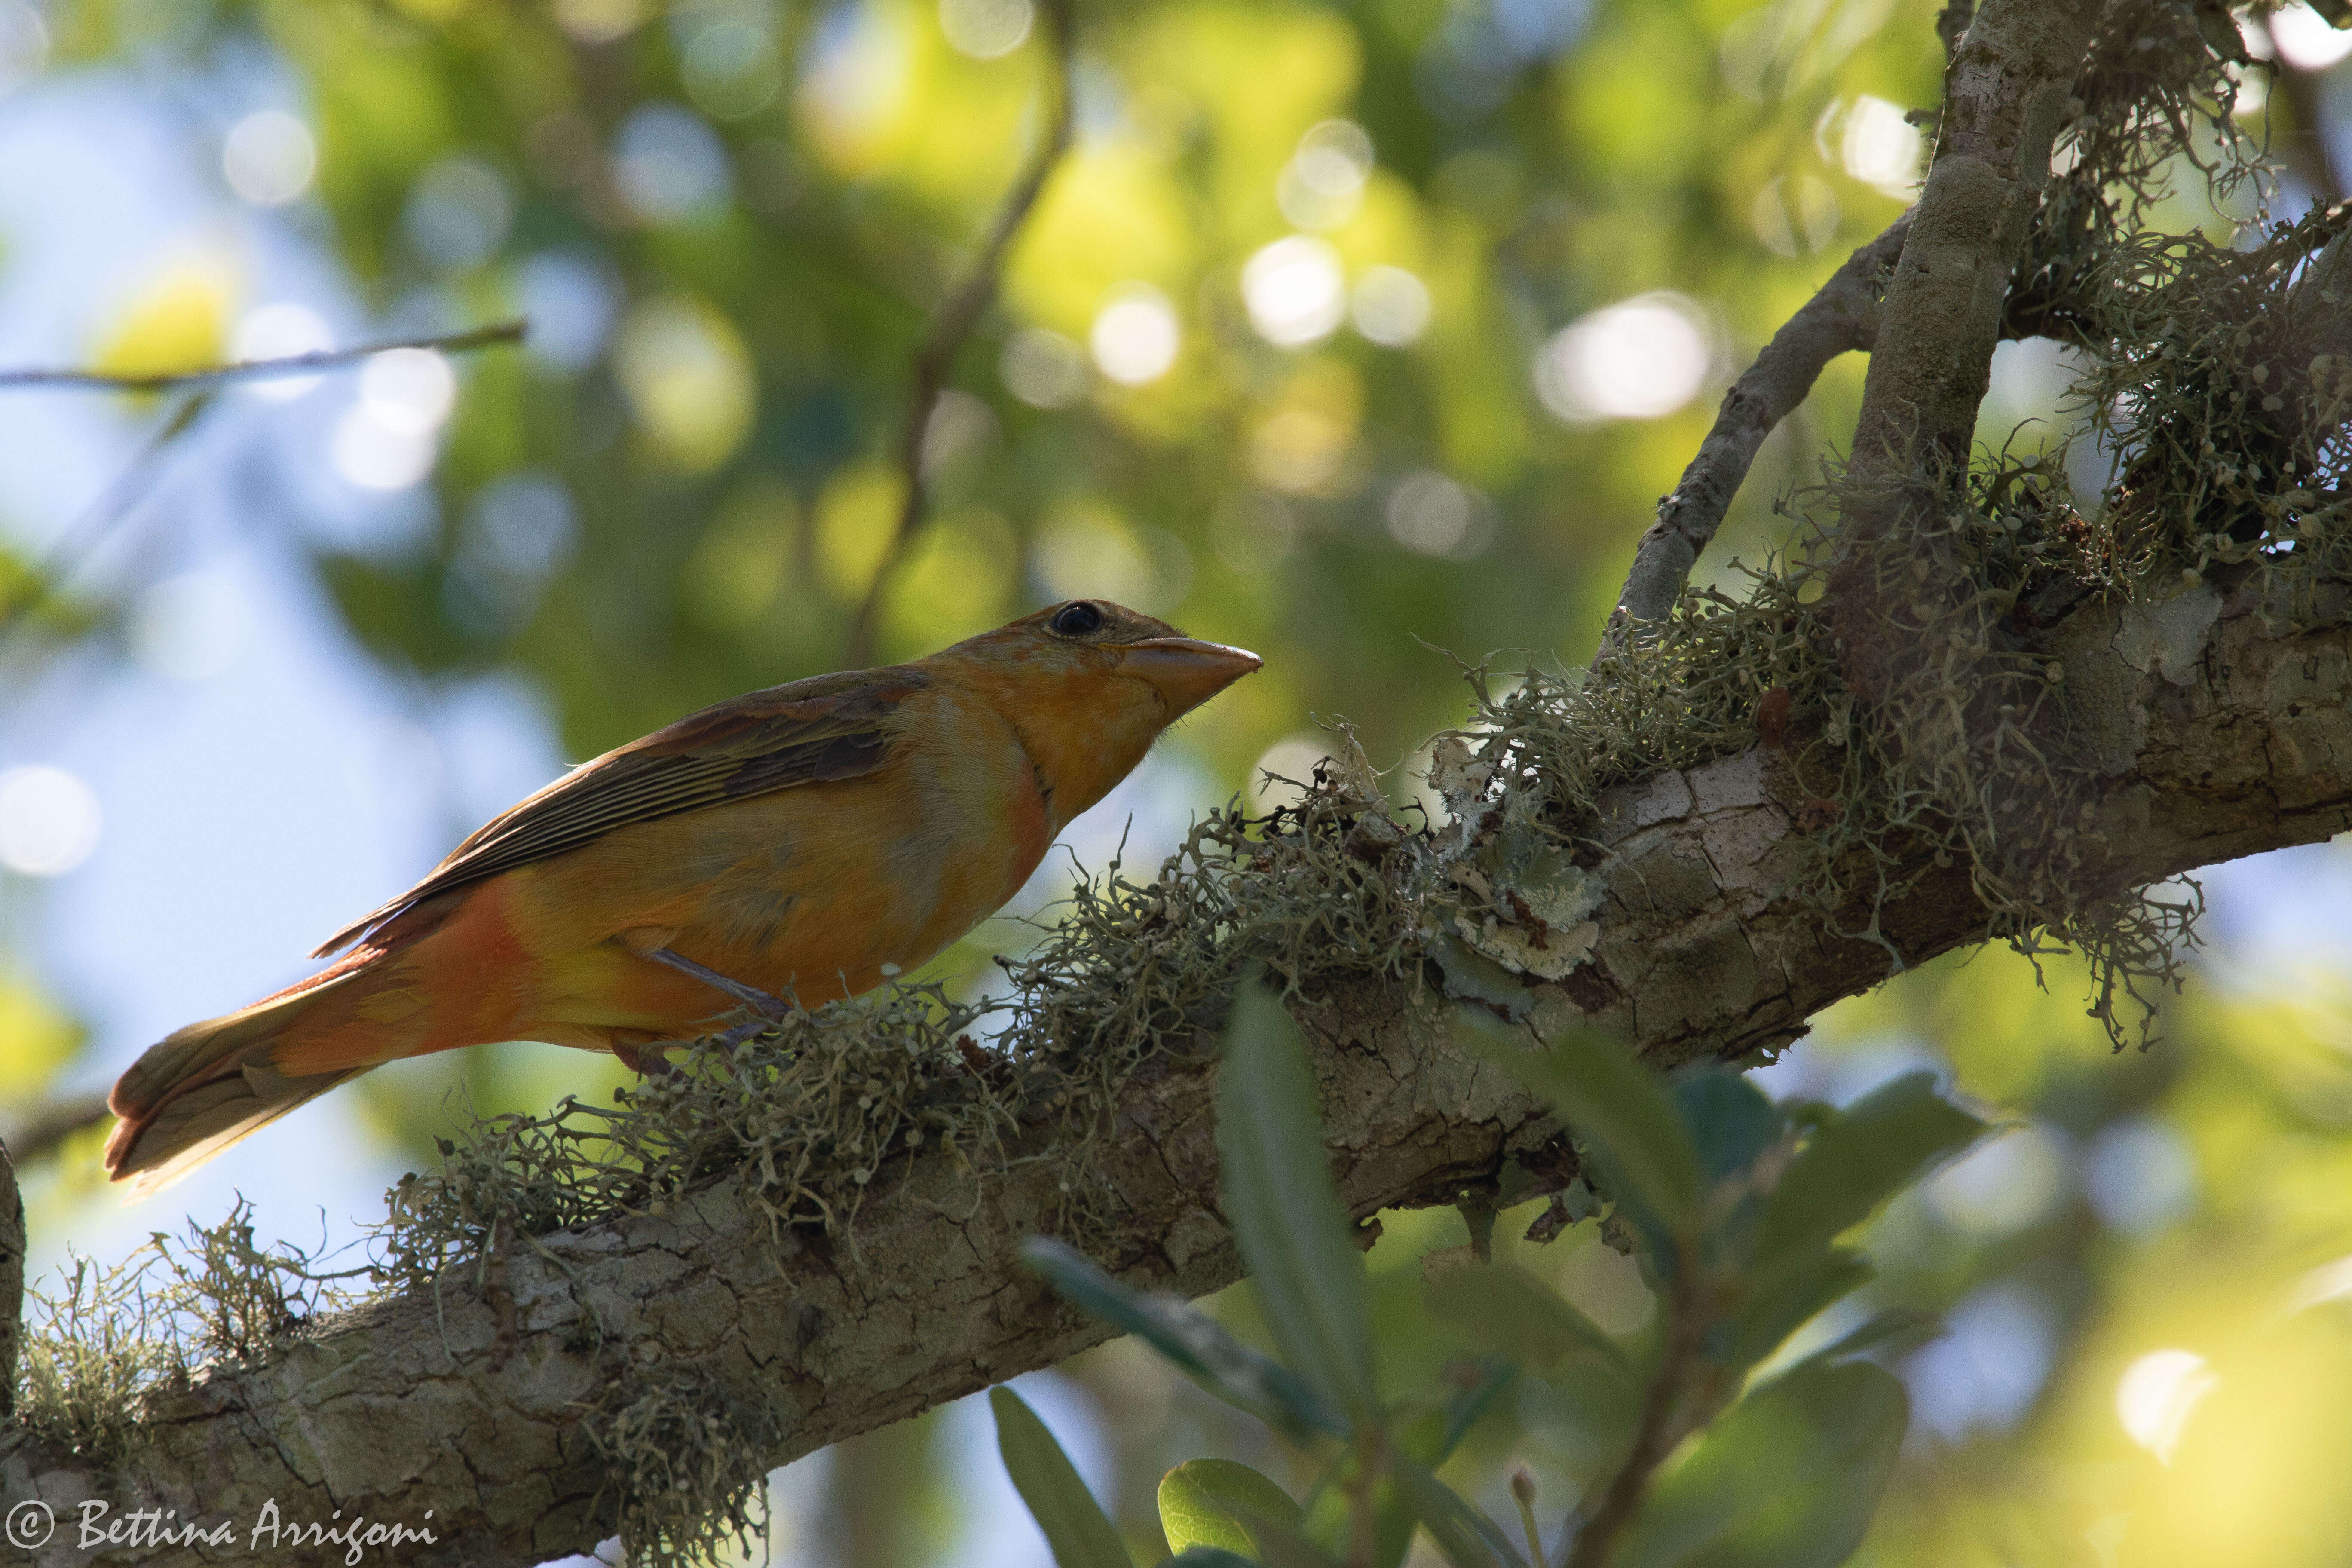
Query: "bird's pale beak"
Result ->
[[1121, 637, 1263, 718]]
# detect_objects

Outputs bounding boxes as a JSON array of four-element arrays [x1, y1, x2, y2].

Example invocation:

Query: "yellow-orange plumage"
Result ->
[[104, 600, 1259, 1195]]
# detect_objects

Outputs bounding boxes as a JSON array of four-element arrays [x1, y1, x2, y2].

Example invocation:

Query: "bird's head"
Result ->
[[929, 599, 1262, 824]]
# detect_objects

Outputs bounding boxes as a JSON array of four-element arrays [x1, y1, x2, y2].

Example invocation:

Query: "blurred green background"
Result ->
[[5, 0, 2352, 1562]]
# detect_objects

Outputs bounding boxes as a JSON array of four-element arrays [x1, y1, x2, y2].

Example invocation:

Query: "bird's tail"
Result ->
[[104, 959, 382, 1200]]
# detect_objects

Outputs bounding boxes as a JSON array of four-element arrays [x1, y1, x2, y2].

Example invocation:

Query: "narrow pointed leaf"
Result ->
[[1392, 1458, 1531, 1568], [1812, 1307, 1943, 1363], [990, 1386, 1135, 1568], [1218, 979, 1378, 1420], [1722, 1250, 1874, 1371], [1023, 1237, 1346, 1438], [1159, 1458, 1304, 1557], [1758, 1073, 1987, 1261], [1455, 1013, 1700, 1255], [1167, 1552, 1260, 1568], [1427, 1262, 1634, 1380]]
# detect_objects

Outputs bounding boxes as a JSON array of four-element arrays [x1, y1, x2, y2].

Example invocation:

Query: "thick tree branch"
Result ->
[[1831, 0, 2101, 696], [10, 563, 2352, 1564], [842, 0, 1075, 668], [1599, 216, 1911, 646]]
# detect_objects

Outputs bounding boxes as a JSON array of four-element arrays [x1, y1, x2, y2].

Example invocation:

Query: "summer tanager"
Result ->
[[105, 599, 1260, 1195]]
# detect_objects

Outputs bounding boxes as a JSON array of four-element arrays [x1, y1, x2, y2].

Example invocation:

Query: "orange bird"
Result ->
[[105, 600, 1260, 1196]]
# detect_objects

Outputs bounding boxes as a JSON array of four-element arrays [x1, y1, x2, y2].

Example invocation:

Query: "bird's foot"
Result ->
[[643, 946, 797, 1022], [612, 1039, 677, 1077]]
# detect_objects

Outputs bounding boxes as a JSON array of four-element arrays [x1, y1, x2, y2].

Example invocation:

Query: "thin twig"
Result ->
[[1561, 1269, 1704, 1568], [0, 318, 527, 393], [842, 0, 1075, 668], [1596, 214, 1913, 655], [0, 391, 215, 644]]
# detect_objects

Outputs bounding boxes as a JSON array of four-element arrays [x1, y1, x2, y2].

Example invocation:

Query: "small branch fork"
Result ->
[[0, 318, 527, 393], [1596, 215, 1914, 653], [842, 0, 1076, 668]]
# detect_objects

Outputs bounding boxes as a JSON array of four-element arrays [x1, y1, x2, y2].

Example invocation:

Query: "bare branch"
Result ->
[[843, 0, 1075, 668], [0, 394, 215, 648], [1562, 1270, 1703, 1568], [1598, 215, 1912, 647], [0, 319, 527, 394]]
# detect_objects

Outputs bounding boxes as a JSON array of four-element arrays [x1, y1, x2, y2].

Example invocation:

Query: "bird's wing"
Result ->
[[312, 667, 929, 957]]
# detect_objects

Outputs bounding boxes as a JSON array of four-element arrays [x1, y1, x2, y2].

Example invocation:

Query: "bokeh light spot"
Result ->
[[1534, 292, 1713, 424], [2270, 3, 2352, 69], [1001, 327, 1089, 407], [0, 0, 49, 97], [360, 348, 457, 435], [223, 110, 317, 206], [1924, 1121, 2074, 1237], [516, 253, 619, 374], [1839, 94, 1925, 198], [1278, 119, 1373, 230], [684, 21, 784, 120], [404, 157, 513, 272], [940, 0, 1033, 60], [231, 303, 331, 401], [2117, 1349, 2217, 1463], [1242, 236, 1345, 348], [1250, 733, 1334, 812], [2085, 1115, 2198, 1235], [1034, 507, 1189, 613], [1090, 286, 1180, 386], [1385, 471, 1491, 559], [551, 0, 642, 43], [613, 296, 755, 470], [0, 766, 102, 877], [1352, 266, 1431, 347], [612, 103, 731, 224]]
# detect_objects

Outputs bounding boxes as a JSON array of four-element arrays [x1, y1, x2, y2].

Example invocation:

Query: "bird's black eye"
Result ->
[[1051, 601, 1104, 637]]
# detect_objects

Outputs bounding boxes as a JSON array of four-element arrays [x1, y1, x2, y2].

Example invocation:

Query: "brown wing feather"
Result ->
[[312, 667, 928, 958]]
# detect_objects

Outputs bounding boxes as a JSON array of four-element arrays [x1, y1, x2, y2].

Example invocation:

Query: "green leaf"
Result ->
[[1023, 1237, 1347, 1438], [989, 1386, 1135, 1568], [1374, 1360, 1518, 1568], [1722, 1250, 1875, 1371], [1218, 977, 1378, 1421], [1392, 1458, 1531, 1568], [1669, 1072, 1785, 1185], [1426, 1262, 1634, 1381], [1159, 1459, 1304, 1557], [1611, 1360, 1909, 1568], [1812, 1307, 1944, 1363], [1167, 1552, 1261, 1568], [1758, 1073, 1988, 1261], [1455, 1013, 1701, 1262]]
